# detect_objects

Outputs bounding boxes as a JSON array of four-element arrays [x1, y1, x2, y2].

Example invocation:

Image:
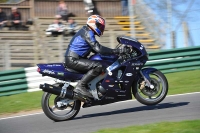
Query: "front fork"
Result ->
[[139, 67, 158, 89]]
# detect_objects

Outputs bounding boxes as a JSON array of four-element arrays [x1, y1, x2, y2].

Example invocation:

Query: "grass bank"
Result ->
[[94, 119, 200, 133], [0, 69, 200, 115]]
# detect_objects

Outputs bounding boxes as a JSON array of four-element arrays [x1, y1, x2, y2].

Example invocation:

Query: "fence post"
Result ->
[[182, 22, 189, 47], [58, 35, 64, 62], [33, 32, 39, 65], [29, 0, 35, 19], [128, 0, 135, 38], [4, 42, 11, 70], [109, 29, 115, 48], [0, 45, 4, 70]]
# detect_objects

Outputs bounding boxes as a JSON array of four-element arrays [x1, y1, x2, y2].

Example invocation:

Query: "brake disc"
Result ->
[[140, 78, 160, 97]]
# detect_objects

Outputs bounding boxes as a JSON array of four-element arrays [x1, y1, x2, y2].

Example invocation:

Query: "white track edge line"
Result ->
[[0, 92, 200, 120], [0, 112, 44, 120]]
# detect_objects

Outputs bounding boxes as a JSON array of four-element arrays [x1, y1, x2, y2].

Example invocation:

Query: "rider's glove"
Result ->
[[113, 46, 131, 54]]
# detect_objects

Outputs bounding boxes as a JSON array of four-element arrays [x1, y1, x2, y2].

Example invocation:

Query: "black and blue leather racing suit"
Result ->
[[65, 25, 118, 75]]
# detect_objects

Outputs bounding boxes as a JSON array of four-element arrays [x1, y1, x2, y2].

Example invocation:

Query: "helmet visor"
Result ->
[[96, 22, 105, 35]]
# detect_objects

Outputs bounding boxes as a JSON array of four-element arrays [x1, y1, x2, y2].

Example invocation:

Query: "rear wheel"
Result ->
[[132, 70, 168, 105], [41, 83, 81, 121]]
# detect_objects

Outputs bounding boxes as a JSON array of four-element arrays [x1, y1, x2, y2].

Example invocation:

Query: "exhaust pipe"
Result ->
[[39, 83, 86, 102], [40, 83, 74, 99]]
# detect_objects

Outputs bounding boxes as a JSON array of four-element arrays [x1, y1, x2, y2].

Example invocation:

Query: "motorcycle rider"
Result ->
[[65, 15, 130, 98]]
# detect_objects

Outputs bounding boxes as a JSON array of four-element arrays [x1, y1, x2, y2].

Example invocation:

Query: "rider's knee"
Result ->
[[94, 63, 103, 74]]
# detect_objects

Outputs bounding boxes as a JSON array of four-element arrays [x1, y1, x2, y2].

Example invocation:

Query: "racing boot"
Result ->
[[74, 70, 98, 98]]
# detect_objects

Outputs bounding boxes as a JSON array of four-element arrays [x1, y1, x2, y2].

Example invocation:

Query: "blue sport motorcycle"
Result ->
[[37, 36, 168, 121]]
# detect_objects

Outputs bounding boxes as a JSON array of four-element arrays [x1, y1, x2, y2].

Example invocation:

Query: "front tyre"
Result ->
[[41, 91, 81, 121], [132, 70, 168, 105]]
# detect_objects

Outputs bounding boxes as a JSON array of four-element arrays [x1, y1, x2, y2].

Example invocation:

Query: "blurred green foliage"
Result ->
[[0, 0, 7, 3]]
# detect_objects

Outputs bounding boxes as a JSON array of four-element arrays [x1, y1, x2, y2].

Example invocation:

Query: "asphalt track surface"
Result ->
[[0, 92, 200, 133]]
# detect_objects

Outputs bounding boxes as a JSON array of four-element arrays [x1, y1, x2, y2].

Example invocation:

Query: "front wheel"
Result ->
[[132, 70, 168, 105]]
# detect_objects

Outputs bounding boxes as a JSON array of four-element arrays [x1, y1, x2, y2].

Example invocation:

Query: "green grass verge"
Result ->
[[94, 119, 200, 133], [165, 70, 200, 95], [0, 69, 200, 115], [0, 91, 43, 115]]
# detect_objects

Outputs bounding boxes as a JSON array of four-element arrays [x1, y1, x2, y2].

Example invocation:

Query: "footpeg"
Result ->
[[73, 93, 88, 102]]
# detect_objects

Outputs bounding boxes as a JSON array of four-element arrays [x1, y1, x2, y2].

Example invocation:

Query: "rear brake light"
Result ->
[[37, 68, 40, 72]]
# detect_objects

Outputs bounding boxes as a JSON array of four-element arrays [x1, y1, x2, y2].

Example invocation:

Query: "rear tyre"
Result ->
[[41, 84, 81, 121], [132, 70, 168, 105]]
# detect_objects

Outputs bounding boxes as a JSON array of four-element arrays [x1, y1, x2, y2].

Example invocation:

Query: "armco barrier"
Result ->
[[147, 46, 200, 73], [0, 67, 55, 97], [0, 46, 200, 97], [0, 69, 28, 96]]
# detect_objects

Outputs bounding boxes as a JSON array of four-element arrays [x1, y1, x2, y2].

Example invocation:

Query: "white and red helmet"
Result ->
[[87, 15, 105, 36]]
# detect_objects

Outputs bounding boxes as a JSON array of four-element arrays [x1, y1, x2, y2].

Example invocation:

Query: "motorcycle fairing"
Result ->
[[101, 60, 145, 99], [117, 36, 148, 59], [87, 36, 150, 105]]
